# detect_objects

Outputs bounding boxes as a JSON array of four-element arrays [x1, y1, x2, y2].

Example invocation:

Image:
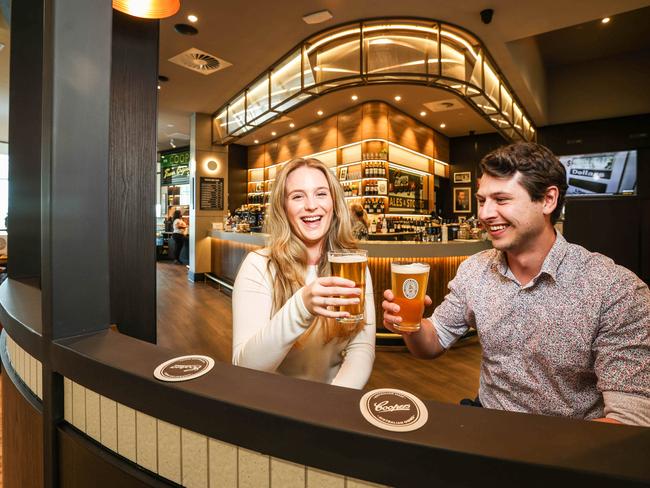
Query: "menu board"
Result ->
[[199, 177, 224, 210]]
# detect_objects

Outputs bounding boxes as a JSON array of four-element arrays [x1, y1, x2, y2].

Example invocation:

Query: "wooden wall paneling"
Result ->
[[3, 375, 44, 488], [247, 145, 265, 169], [361, 102, 389, 141], [337, 105, 363, 147], [266, 141, 281, 165], [388, 106, 434, 156], [433, 130, 450, 162], [303, 115, 339, 156]]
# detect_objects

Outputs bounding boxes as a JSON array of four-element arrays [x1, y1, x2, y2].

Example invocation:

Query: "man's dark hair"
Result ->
[[479, 142, 568, 224]]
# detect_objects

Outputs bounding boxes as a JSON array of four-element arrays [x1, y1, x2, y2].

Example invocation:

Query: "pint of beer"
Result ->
[[328, 250, 367, 323], [391, 262, 430, 332]]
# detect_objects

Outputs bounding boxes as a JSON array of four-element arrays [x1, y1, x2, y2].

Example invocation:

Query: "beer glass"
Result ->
[[328, 249, 367, 323], [391, 262, 430, 331]]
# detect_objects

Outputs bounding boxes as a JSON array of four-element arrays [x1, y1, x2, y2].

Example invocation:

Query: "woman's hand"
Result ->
[[301, 277, 361, 319], [382, 289, 432, 334]]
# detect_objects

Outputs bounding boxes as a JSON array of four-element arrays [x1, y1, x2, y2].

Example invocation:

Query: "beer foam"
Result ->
[[329, 253, 367, 263], [391, 263, 429, 274]]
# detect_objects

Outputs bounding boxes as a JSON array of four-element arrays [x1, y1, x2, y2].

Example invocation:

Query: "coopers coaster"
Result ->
[[360, 388, 428, 432], [154, 355, 215, 382]]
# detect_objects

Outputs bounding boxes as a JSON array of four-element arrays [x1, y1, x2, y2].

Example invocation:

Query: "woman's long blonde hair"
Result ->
[[263, 158, 363, 344]]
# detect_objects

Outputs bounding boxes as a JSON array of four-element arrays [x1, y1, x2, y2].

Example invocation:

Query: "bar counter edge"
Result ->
[[2, 278, 650, 488]]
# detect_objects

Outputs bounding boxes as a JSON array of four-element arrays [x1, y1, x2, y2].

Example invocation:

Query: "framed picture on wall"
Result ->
[[453, 171, 471, 183], [339, 167, 348, 181], [453, 187, 472, 213], [377, 180, 387, 195]]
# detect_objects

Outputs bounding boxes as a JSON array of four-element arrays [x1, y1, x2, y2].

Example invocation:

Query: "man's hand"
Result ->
[[382, 289, 432, 333]]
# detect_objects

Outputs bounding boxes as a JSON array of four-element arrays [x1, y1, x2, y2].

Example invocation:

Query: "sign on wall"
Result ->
[[200, 177, 224, 210], [160, 150, 190, 186]]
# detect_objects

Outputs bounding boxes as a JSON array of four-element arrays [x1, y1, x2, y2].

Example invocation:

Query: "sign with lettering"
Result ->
[[153, 355, 215, 382], [160, 150, 191, 185], [359, 388, 428, 432], [570, 168, 612, 179], [200, 177, 224, 211]]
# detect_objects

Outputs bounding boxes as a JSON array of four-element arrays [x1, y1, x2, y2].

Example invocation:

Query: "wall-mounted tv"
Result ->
[[559, 150, 637, 196]]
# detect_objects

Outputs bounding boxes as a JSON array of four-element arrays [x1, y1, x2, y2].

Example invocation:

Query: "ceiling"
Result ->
[[1, 2, 649, 150]]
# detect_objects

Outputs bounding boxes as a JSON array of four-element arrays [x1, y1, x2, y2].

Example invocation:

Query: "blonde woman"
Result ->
[[232, 158, 375, 389]]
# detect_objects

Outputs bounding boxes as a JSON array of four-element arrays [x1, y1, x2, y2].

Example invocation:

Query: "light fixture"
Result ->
[[170, 138, 176, 148], [167, 124, 174, 128], [289, 123, 295, 128], [157, 84, 161, 90], [420, 111, 426, 116], [394, 95, 402, 102], [351, 95, 358, 101], [317, 110, 324, 116], [302, 9, 333, 25], [369, 38, 394, 45], [112, 0, 180, 19], [187, 14, 198, 22], [601, 17, 611, 24], [440, 123, 446, 128], [206, 160, 218, 171], [271, 131, 277, 136], [254, 139, 259, 144]]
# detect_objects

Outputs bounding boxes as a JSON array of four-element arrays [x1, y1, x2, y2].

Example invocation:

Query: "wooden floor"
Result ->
[[157, 261, 481, 404]]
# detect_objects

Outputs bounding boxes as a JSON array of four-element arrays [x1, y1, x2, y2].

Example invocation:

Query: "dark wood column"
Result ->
[[109, 11, 159, 343]]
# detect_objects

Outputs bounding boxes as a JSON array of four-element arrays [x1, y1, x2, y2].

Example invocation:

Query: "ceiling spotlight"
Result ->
[[157, 84, 161, 90], [317, 110, 324, 116], [271, 131, 277, 136], [167, 124, 174, 128], [174, 23, 199, 35], [440, 123, 446, 128], [170, 138, 176, 148], [254, 139, 259, 144], [302, 9, 333, 25], [289, 123, 295, 128], [420, 111, 426, 116], [394, 95, 402, 102], [351, 95, 358, 101], [601, 17, 611, 24], [187, 14, 198, 23]]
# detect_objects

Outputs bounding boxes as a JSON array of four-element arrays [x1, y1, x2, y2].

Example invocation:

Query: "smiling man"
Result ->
[[382, 142, 650, 425]]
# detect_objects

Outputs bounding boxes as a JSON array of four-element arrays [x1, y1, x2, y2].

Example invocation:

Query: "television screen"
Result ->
[[559, 150, 637, 196]]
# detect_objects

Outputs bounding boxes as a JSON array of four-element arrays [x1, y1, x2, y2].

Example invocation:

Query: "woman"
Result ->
[[350, 202, 369, 240], [171, 209, 187, 264], [232, 158, 375, 389]]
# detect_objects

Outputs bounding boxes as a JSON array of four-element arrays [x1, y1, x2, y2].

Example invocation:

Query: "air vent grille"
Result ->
[[168, 48, 232, 76]]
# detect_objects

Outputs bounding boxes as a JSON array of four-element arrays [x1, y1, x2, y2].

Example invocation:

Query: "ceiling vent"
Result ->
[[168, 48, 232, 76], [423, 98, 464, 113]]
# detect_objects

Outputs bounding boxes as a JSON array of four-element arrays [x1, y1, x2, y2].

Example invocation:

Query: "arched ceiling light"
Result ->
[[112, 0, 181, 19]]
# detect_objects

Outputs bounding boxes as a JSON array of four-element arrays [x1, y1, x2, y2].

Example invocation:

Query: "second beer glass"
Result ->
[[328, 250, 367, 323], [391, 262, 430, 332]]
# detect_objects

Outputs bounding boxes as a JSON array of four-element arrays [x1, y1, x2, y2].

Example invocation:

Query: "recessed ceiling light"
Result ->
[[167, 124, 174, 128], [187, 14, 198, 23], [157, 84, 161, 90], [174, 24, 199, 36], [351, 95, 358, 101], [271, 131, 277, 136], [254, 140, 259, 144], [289, 123, 295, 128], [601, 17, 611, 24], [317, 110, 324, 116], [440, 123, 446, 128], [394, 95, 402, 102], [302, 9, 333, 25], [420, 111, 426, 116]]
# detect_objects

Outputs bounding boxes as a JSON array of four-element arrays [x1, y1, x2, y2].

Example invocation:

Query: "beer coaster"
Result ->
[[359, 388, 428, 432], [153, 355, 215, 382]]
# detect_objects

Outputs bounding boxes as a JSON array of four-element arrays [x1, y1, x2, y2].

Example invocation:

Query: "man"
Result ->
[[383, 142, 650, 425]]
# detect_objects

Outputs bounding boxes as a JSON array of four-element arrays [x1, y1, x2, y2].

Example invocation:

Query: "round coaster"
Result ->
[[359, 388, 428, 432], [153, 355, 215, 382]]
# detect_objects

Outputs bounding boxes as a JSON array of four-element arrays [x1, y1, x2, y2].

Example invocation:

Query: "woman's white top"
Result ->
[[172, 218, 186, 234], [232, 250, 376, 389]]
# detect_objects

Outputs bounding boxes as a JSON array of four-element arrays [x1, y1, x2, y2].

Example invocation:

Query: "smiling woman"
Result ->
[[231, 158, 376, 389]]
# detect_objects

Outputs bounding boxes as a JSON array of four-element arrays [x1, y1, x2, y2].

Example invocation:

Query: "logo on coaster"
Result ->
[[153, 355, 215, 382], [359, 388, 428, 432], [402, 278, 419, 299]]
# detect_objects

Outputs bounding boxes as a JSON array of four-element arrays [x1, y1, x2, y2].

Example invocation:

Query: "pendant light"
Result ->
[[112, 0, 180, 19]]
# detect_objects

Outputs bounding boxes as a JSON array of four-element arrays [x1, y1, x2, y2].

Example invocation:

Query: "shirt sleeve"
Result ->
[[602, 391, 650, 426], [331, 267, 376, 389], [232, 252, 315, 372], [593, 267, 650, 405], [431, 259, 471, 349]]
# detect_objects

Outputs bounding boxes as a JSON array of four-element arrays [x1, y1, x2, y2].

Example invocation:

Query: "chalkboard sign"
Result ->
[[200, 177, 224, 210]]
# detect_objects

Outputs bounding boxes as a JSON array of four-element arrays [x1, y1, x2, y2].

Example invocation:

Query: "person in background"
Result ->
[[350, 202, 369, 240], [171, 209, 187, 265], [232, 158, 375, 389], [382, 142, 650, 425]]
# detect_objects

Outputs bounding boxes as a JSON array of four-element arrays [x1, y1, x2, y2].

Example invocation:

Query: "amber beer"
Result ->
[[391, 262, 430, 331], [328, 250, 367, 323]]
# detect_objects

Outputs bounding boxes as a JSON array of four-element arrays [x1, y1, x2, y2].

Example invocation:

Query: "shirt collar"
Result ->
[[492, 231, 568, 283]]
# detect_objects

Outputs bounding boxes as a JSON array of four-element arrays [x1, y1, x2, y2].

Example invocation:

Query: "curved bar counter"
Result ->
[[2, 278, 650, 487]]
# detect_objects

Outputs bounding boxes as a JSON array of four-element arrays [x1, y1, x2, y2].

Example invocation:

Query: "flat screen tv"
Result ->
[[559, 150, 637, 196]]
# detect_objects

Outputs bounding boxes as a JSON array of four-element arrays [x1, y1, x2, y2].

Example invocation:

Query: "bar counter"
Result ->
[[2, 278, 649, 487], [209, 230, 491, 328]]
